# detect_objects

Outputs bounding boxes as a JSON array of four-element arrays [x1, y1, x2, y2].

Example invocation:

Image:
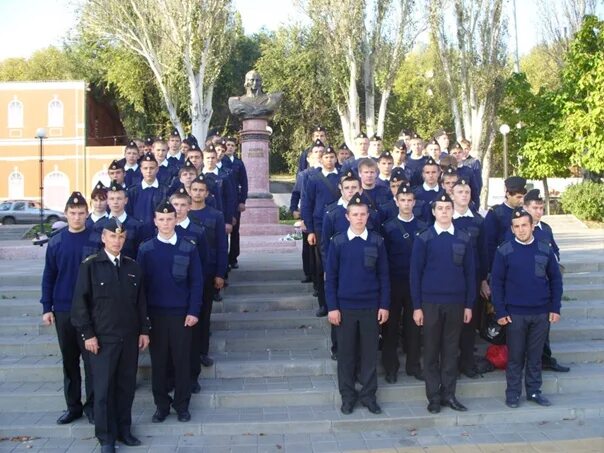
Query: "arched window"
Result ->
[[91, 168, 110, 189], [8, 168, 24, 198], [48, 96, 64, 127], [44, 167, 70, 211], [8, 97, 23, 128]]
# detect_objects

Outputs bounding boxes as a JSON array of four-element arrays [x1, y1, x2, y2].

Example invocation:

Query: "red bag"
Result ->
[[486, 344, 508, 369]]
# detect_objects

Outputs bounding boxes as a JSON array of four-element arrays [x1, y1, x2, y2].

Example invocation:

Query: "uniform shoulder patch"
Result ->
[[82, 253, 98, 263], [417, 227, 434, 241], [497, 241, 514, 256], [537, 239, 551, 255], [331, 231, 347, 245], [178, 238, 195, 253], [456, 229, 471, 243]]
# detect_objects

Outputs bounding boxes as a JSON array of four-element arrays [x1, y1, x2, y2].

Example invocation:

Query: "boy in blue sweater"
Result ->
[[86, 182, 109, 245], [410, 192, 475, 414], [127, 152, 169, 227], [41, 192, 99, 425], [106, 180, 144, 259], [325, 196, 390, 415], [382, 184, 426, 382], [491, 208, 563, 408], [137, 200, 203, 423], [413, 157, 441, 222], [358, 158, 391, 211]]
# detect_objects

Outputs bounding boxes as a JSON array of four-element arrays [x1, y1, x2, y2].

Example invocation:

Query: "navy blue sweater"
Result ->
[[189, 206, 228, 278], [484, 203, 514, 272], [137, 237, 203, 317], [301, 171, 340, 234], [503, 221, 560, 261], [382, 217, 424, 279], [361, 185, 392, 211], [453, 213, 488, 282], [325, 231, 390, 311], [40, 228, 101, 314], [222, 156, 249, 204], [491, 239, 562, 318], [176, 221, 209, 278], [412, 186, 440, 222], [410, 226, 476, 309], [127, 182, 169, 226]]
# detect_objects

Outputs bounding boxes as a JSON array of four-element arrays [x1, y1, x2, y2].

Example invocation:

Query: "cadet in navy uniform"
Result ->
[[358, 158, 391, 210], [491, 208, 563, 408], [413, 157, 441, 222], [106, 180, 144, 259], [325, 195, 390, 415], [71, 218, 150, 453], [189, 175, 228, 368], [123, 141, 142, 188], [137, 200, 203, 423], [451, 179, 488, 378], [201, 145, 236, 234], [376, 169, 407, 223], [297, 126, 328, 174], [382, 184, 426, 382], [301, 146, 340, 317], [411, 192, 475, 414], [40, 192, 100, 425], [167, 128, 185, 168], [86, 182, 109, 245], [223, 136, 248, 269], [340, 132, 371, 177]]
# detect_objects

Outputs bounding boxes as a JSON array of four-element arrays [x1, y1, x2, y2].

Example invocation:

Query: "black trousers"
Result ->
[[336, 309, 379, 404], [149, 315, 192, 413], [54, 311, 93, 415], [191, 277, 215, 384], [541, 327, 555, 366], [382, 279, 420, 375], [422, 303, 464, 403], [458, 285, 483, 372], [90, 337, 138, 446], [302, 232, 312, 278], [229, 211, 241, 265], [312, 231, 326, 309], [506, 313, 549, 400]]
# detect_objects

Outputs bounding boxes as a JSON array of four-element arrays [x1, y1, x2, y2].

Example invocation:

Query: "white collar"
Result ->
[[347, 227, 368, 241], [90, 212, 108, 222], [142, 179, 159, 189], [177, 217, 191, 229], [228, 155, 235, 162], [169, 151, 182, 160], [453, 208, 474, 219], [159, 159, 169, 167], [515, 236, 535, 245], [203, 167, 219, 176], [111, 212, 128, 223], [124, 163, 138, 171], [157, 233, 177, 245], [337, 197, 348, 208], [378, 174, 391, 181], [535, 221, 542, 230], [409, 154, 423, 160], [434, 223, 455, 235], [423, 182, 440, 192], [322, 168, 338, 177], [398, 214, 414, 223], [395, 163, 406, 169], [104, 249, 121, 264], [217, 161, 223, 169]]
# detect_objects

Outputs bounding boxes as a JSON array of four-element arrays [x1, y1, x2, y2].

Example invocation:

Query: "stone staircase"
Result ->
[[0, 223, 603, 441]]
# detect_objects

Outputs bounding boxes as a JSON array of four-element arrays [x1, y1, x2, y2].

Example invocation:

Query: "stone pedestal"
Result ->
[[239, 118, 290, 236]]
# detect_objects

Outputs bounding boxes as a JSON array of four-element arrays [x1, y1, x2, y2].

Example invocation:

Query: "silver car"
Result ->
[[0, 200, 66, 225]]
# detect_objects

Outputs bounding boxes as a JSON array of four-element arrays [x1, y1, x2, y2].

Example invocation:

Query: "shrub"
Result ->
[[560, 181, 604, 221]]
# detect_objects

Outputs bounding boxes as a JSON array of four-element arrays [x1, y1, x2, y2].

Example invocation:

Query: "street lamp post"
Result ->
[[499, 124, 510, 179], [35, 128, 47, 235]]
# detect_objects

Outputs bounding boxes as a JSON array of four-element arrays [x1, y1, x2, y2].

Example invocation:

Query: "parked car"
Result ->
[[0, 200, 66, 225]]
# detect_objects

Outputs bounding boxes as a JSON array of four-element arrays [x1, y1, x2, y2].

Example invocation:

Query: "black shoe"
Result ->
[[543, 361, 570, 372], [100, 445, 115, 453], [384, 372, 398, 384], [152, 408, 169, 423], [362, 401, 382, 414], [213, 292, 223, 302], [427, 402, 441, 414], [84, 409, 94, 424], [56, 410, 82, 424], [315, 306, 328, 317], [118, 432, 142, 447], [527, 393, 551, 406], [200, 355, 214, 367], [441, 397, 468, 412], [461, 368, 479, 379], [301, 276, 313, 283], [313, 289, 318, 297], [230, 262, 239, 269], [407, 370, 424, 381], [191, 381, 201, 394], [340, 401, 355, 414], [177, 410, 191, 422], [506, 398, 520, 409], [330, 351, 337, 361]]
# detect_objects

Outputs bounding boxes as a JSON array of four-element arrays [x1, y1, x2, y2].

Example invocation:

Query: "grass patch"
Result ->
[[279, 220, 298, 225], [562, 295, 577, 301]]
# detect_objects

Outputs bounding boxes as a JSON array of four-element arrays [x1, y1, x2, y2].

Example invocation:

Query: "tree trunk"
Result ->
[[363, 50, 376, 137], [376, 87, 390, 138], [480, 127, 497, 209], [542, 177, 551, 215]]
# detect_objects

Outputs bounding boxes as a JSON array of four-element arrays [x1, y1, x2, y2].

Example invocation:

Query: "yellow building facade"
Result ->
[[0, 81, 123, 210]]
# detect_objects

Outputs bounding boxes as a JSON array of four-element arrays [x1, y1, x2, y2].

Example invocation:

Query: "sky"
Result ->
[[0, 0, 583, 61]]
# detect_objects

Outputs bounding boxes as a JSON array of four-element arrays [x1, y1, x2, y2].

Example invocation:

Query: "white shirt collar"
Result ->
[[124, 163, 138, 171], [157, 233, 177, 245], [322, 168, 338, 177], [378, 174, 391, 181], [337, 197, 348, 208], [112, 212, 128, 223], [434, 223, 455, 235], [90, 212, 108, 222], [177, 217, 191, 229], [203, 167, 219, 176], [394, 164, 406, 169], [347, 227, 368, 241], [453, 208, 474, 219], [159, 159, 169, 167], [217, 161, 223, 169], [398, 214, 414, 222], [169, 151, 182, 160], [423, 182, 440, 192], [104, 249, 121, 264], [535, 221, 542, 230], [515, 236, 535, 245], [409, 154, 423, 160], [142, 179, 159, 189], [229, 155, 235, 162]]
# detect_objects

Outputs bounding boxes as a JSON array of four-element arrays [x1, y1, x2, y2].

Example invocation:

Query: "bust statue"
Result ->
[[228, 70, 283, 120]]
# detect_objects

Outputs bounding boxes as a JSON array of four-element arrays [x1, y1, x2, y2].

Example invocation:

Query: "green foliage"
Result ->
[[0, 46, 76, 81], [279, 205, 294, 221], [519, 45, 561, 93], [256, 26, 341, 174], [561, 181, 604, 221]]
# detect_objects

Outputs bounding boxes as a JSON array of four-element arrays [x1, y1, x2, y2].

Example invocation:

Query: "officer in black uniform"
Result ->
[[71, 218, 150, 453]]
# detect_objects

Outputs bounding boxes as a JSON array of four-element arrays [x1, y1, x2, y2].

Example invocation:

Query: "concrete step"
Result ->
[[0, 391, 603, 437], [561, 271, 604, 285], [0, 363, 602, 413], [549, 318, 604, 341]]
